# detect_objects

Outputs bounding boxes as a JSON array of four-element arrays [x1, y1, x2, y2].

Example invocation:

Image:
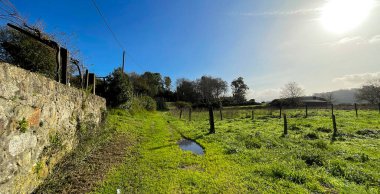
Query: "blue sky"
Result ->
[[5, 0, 380, 101]]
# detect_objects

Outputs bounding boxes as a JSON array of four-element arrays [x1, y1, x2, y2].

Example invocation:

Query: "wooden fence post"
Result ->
[[209, 105, 215, 134], [84, 69, 89, 89], [279, 106, 282, 119], [179, 108, 183, 119], [88, 73, 96, 94], [189, 108, 192, 121], [219, 108, 223, 120], [378, 103, 380, 114], [331, 104, 334, 117], [332, 114, 337, 140], [251, 110, 254, 121], [305, 104, 308, 118], [60, 48, 69, 84], [283, 114, 288, 136], [354, 103, 358, 117]]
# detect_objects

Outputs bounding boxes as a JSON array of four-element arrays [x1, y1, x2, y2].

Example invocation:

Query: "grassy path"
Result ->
[[93, 110, 246, 193]]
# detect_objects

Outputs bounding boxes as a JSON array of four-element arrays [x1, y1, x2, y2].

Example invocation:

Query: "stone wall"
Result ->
[[0, 62, 106, 193]]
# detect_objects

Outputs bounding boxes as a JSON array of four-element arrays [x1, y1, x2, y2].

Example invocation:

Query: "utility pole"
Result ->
[[122, 50, 125, 73]]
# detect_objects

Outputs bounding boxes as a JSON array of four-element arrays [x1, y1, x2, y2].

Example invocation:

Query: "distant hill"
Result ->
[[314, 88, 360, 104]]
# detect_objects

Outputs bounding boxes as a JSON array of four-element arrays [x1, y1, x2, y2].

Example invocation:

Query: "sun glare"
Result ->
[[320, 0, 375, 33]]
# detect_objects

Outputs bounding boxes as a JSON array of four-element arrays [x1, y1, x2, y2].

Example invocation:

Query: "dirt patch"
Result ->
[[33, 134, 130, 194]]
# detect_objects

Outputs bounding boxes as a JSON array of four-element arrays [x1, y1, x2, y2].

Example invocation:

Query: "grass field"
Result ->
[[93, 108, 380, 193]]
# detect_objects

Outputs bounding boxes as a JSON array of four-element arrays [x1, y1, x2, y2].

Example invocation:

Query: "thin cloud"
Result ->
[[252, 89, 281, 102], [235, 8, 320, 17], [332, 72, 380, 88], [326, 35, 380, 46], [369, 35, 380, 44]]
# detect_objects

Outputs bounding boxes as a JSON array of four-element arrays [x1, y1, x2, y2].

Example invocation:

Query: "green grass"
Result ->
[[93, 108, 380, 193]]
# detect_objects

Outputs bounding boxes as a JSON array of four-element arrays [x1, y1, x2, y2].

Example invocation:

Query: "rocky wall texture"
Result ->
[[0, 62, 106, 194]]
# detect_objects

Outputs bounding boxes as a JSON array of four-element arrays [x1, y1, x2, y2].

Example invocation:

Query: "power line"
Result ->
[[90, 0, 146, 72], [90, 0, 124, 50]]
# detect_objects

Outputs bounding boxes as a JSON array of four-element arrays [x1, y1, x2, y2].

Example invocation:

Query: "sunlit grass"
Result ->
[[94, 108, 380, 193]]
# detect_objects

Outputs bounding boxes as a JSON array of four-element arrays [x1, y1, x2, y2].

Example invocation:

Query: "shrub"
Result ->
[[174, 101, 191, 109], [120, 96, 156, 113], [105, 68, 133, 107], [156, 97, 168, 111], [140, 96, 157, 111]]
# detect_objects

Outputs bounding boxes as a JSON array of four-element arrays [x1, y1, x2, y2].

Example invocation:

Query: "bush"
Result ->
[[174, 101, 192, 109], [0, 27, 57, 79], [156, 97, 168, 111], [140, 96, 157, 111], [104, 68, 133, 107], [119, 96, 156, 113]]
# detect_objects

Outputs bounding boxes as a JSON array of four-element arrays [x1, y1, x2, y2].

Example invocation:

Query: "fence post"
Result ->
[[283, 114, 288, 136], [88, 73, 96, 94], [252, 110, 254, 121], [354, 103, 358, 117], [189, 108, 192, 121], [84, 69, 89, 89], [332, 114, 338, 141], [179, 108, 182, 119], [279, 106, 282, 119], [60, 48, 69, 85], [220, 108, 223, 120], [331, 104, 334, 117], [305, 104, 308, 118], [209, 105, 215, 134], [378, 103, 380, 114]]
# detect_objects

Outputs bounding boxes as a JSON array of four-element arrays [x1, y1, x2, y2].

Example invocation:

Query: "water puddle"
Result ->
[[178, 139, 204, 155]]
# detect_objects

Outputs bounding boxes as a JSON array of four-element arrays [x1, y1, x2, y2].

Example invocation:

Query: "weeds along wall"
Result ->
[[0, 62, 106, 193]]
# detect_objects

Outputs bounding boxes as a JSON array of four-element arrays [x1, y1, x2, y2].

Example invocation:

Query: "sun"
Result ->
[[320, 0, 375, 33]]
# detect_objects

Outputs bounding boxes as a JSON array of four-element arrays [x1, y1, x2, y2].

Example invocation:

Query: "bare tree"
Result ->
[[316, 92, 335, 104], [356, 79, 380, 104], [280, 82, 304, 105]]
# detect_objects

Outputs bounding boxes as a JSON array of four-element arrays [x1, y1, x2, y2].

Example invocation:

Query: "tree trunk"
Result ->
[[208, 105, 215, 134]]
